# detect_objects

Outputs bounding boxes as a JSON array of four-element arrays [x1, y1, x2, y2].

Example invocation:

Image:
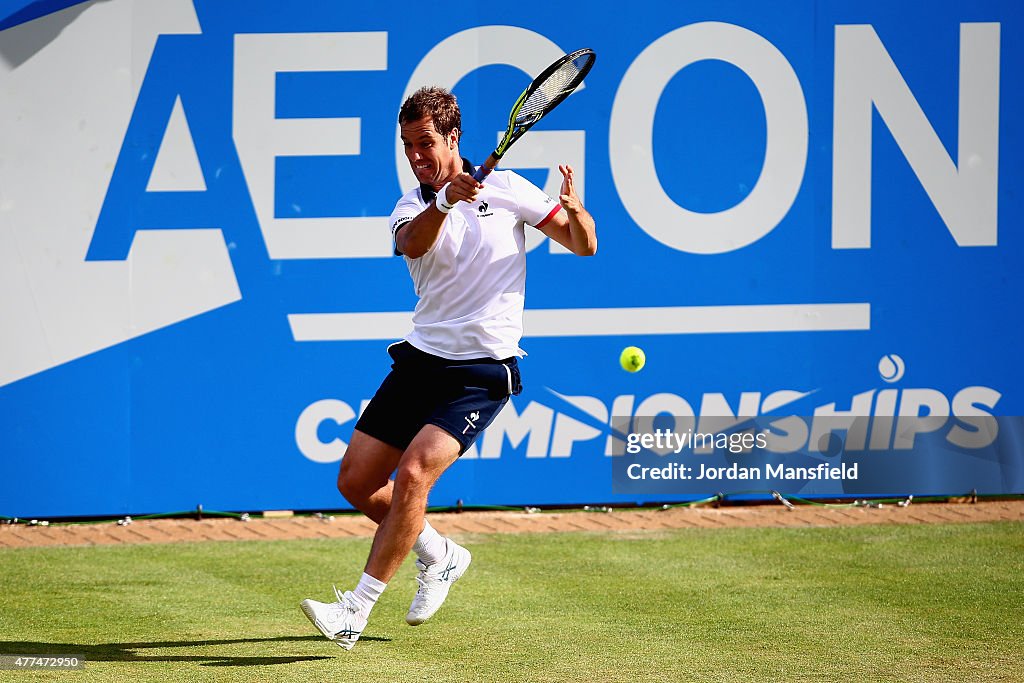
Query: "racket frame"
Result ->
[[472, 48, 595, 183]]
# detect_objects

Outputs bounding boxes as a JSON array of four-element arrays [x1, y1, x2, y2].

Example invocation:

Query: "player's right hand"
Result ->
[[446, 173, 483, 204]]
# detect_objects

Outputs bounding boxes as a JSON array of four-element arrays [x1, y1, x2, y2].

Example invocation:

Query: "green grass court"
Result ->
[[1, 522, 1021, 682]]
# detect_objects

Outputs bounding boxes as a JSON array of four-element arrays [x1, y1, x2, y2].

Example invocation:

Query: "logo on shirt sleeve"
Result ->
[[392, 216, 413, 235]]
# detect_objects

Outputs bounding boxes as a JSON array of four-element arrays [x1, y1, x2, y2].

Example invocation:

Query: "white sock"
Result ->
[[350, 572, 387, 614], [412, 520, 449, 566]]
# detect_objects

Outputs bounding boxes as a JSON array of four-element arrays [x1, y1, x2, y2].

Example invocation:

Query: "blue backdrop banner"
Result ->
[[1, 0, 1021, 516]]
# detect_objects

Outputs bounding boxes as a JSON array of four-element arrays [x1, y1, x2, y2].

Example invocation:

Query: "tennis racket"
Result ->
[[472, 48, 596, 183]]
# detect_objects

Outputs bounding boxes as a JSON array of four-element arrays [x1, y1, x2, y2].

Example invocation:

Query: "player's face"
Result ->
[[400, 116, 460, 189]]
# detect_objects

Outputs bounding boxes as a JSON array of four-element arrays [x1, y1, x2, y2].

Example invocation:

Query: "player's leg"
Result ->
[[363, 424, 462, 582], [302, 349, 520, 648], [335, 341, 430, 523], [336, 429, 402, 524], [337, 429, 454, 567], [301, 425, 460, 650], [403, 359, 521, 625], [301, 347, 425, 650], [301, 430, 399, 650]]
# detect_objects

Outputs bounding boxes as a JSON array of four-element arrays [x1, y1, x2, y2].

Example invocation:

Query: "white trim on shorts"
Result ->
[[502, 363, 513, 396]]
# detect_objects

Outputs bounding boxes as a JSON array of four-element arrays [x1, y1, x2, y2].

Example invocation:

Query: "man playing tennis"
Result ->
[[300, 86, 597, 650]]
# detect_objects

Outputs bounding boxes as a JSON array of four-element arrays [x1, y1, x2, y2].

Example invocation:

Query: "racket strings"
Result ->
[[515, 54, 591, 126]]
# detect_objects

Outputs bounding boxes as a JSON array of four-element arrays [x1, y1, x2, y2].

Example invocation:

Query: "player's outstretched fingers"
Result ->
[[559, 164, 581, 211]]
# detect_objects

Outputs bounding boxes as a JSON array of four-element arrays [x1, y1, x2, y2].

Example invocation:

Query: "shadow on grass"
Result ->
[[0, 634, 392, 666]]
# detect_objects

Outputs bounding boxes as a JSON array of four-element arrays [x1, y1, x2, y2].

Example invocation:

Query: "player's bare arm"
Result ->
[[537, 164, 597, 256], [396, 173, 482, 259]]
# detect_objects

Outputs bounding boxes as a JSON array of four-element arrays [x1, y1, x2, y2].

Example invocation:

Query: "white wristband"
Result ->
[[435, 183, 455, 214]]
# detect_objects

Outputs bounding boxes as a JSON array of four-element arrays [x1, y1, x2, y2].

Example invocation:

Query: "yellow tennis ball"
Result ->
[[620, 346, 646, 372]]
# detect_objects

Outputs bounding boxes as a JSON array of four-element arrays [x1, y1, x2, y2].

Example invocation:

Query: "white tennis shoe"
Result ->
[[406, 540, 472, 625], [300, 586, 368, 650]]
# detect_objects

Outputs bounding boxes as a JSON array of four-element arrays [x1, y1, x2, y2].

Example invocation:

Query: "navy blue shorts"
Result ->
[[354, 341, 523, 455]]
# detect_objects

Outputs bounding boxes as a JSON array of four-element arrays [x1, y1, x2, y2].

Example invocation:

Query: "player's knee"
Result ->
[[393, 456, 432, 494], [336, 470, 356, 503], [337, 460, 372, 505]]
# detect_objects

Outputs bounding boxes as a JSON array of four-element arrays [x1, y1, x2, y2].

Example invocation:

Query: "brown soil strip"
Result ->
[[1, 501, 1021, 550]]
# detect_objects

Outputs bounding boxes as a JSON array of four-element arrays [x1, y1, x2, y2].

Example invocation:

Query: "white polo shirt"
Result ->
[[389, 168, 560, 360]]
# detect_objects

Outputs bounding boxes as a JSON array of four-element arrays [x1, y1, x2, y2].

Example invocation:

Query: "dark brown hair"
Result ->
[[399, 87, 462, 139]]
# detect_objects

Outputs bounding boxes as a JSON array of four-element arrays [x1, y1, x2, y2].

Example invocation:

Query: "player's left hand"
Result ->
[[558, 164, 583, 214]]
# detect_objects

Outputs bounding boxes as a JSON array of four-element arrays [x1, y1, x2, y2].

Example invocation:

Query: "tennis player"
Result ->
[[301, 86, 596, 650]]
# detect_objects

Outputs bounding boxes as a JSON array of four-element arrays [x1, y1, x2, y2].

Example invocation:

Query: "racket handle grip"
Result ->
[[472, 153, 501, 183]]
